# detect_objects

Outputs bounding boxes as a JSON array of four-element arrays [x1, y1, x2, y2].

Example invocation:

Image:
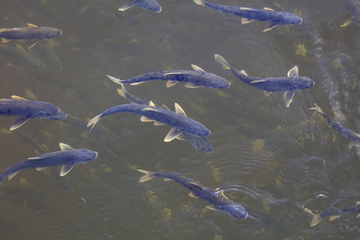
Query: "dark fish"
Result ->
[[0, 44, 45, 69], [303, 201, 360, 227], [119, 0, 162, 13], [215, 54, 314, 107], [87, 98, 210, 141], [138, 169, 248, 219], [0, 95, 67, 130], [0, 143, 98, 184], [107, 64, 230, 89], [0, 23, 62, 48], [117, 86, 213, 153], [193, 0, 302, 32], [310, 104, 360, 149], [344, 0, 360, 27]]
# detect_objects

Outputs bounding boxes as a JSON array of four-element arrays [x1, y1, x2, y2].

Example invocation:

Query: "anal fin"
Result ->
[[10, 117, 29, 130], [189, 192, 199, 199]]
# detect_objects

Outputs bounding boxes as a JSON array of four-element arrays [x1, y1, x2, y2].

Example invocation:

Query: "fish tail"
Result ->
[[137, 169, 156, 183], [310, 213, 322, 227], [107, 74, 124, 85], [214, 54, 231, 70], [309, 103, 325, 115], [193, 0, 205, 6], [87, 113, 102, 132], [117, 85, 129, 100]]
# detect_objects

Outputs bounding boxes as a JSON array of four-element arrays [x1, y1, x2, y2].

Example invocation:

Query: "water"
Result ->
[[0, 0, 360, 239]]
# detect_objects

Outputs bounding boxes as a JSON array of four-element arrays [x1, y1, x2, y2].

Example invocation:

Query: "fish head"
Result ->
[[293, 76, 315, 90], [186, 122, 211, 137], [47, 107, 67, 121], [279, 12, 303, 25], [204, 73, 231, 89], [221, 203, 248, 219], [42, 27, 62, 39], [137, 0, 162, 13], [76, 149, 98, 163]]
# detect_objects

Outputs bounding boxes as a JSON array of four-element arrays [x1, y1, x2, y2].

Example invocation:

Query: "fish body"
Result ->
[[310, 104, 360, 148], [107, 64, 230, 89], [215, 54, 314, 107], [119, 0, 162, 13], [0, 143, 98, 184], [304, 201, 360, 227], [0, 23, 62, 48], [0, 44, 45, 69], [344, 0, 360, 26], [193, 0, 302, 31], [116, 85, 213, 152], [87, 102, 210, 140], [138, 169, 248, 219], [0, 95, 67, 130]]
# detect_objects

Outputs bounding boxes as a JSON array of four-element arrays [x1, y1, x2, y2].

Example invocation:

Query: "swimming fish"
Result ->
[[344, 0, 360, 27], [0, 23, 62, 49], [0, 44, 45, 70], [87, 99, 210, 142], [303, 201, 360, 227], [193, 0, 303, 32], [117, 85, 213, 152], [0, 143, 98, 184], [310, 103, 360, 149], [107, 64, 230, 89], [118, 0, 162, 13], [0, 95, 67, 130], [214, 54, 314, 107], [138, 169, 248, 219]]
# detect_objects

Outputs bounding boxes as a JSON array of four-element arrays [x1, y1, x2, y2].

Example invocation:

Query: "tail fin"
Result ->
[[309, 103, 324, 115], [87, 113, 102, 132], [107, 75, 123, 85], [303, 206, 323, 227], [137, 169, 156, 183], [117, 85, 129, 100], [214, 54, 231, 70], [193, 0, 205, 6]]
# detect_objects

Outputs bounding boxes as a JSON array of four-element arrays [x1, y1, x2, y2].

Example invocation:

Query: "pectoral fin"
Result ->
[[8, 171, 20, 180], [60, 164, 75, 176], [283, 91, 295, 107], [153, 121, 165, 126], [185, 83, 203, 88], [140, 116, 154, 122], [175, 132, 186, 141], [164, 128, 182, 142], [189, 192, 199, 199], [241, 18, 254, 24], [174, 103, 187, 116], [36, 167, 47, 171], [329, 215, 342, 221], [59, 143, 74, 151], [263, 23, 278, 32], [206, 205, 220, 211], [166, 80, 178, 88], [118, 2, 136, 11], [191, 64, 206, 73], [2, 38, 11, 43], [287, 66, 299, 77], [28, 40, 39, 49], [10, 117, 29, 130]]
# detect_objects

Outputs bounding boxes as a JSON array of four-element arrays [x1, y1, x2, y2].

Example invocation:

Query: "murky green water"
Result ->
[[1, 0, 360, 239]]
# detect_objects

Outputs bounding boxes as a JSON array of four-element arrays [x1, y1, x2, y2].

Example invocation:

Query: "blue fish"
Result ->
[[117, 85, 213, 153], [303, 201, 360, 227], [310, 104, 360, 149], [0, 143, 98, 184], [215, 54, 314, 107], [0, 23, 62, 49], [193, 0, 303, 32], [107, 64, 230, 89], [0, 95, 67, 130], [138, 169, 248, 219], [344, 0, 360, 27], [87, 97, 210, 141], [118, 0, 162, 13]]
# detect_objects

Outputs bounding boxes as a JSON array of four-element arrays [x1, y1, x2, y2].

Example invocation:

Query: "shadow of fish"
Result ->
[[0, 44, 45, 69], [310, 104, 360, 149], [138, 169, 248, 219], [119, 0, 162, 13], [0, 143, 98, 184], [193, 0, 302, 32], [0, 95, 67, 130], [215, 54, 314, 107], [107, 63, 230, 89], [116, 85, 213, 153], [0, 23, 61, 49]]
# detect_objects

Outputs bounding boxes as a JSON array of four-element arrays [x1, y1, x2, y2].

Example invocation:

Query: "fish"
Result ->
[[214, 54, 315, 107], [310, 103, 360, 149], [0, 44, 45, 70], [344, 0, 360, 27], [0, 143, 98, 184], [0, 95, 67, 130], [193, 0, 303, 32], [137, 169, 248, 219], [106, 64, 230, 89], [118, 0, 162, 13], [117, 85, 213, 152], [303, 201, 360, 227], [0, 23, 62, 49], [87, 95, 211, 141]]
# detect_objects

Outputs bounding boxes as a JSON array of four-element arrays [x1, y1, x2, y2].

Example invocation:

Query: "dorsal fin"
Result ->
[[287, 66, 299, 77], [174, 103, 187, 116], [213, 190, 228, 199], [191, 64, 206, 73], [59, 143, 74, 151], [11, 95, 27, 101], [27, 23, 38, 28], [149, 101, 156, 107], [264, 7, 275, 11]]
